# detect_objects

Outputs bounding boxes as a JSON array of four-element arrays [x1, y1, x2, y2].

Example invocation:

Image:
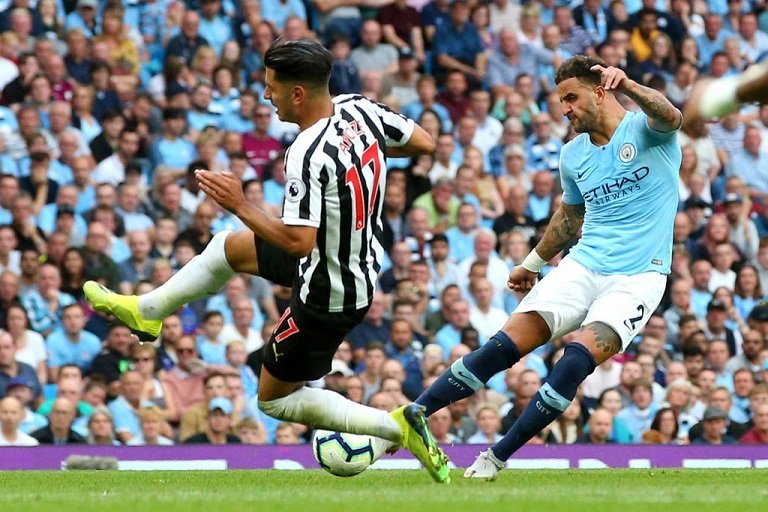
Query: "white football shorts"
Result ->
[[514, 256, 666, 351]]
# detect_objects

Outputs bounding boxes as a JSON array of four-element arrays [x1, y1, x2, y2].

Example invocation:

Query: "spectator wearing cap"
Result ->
[[747, 300, 768, 339], [381, 48, 421, 108], [65, 0, 99, 39], [723, 192, 760, 262], [45, 303, 101, 380], [704, 299, 744, 359], [183, 396, 241, 444], [31, 397, 86, 445], [727, 126, 768, 203], [21, 263, 76, 337], [149, 108, 196, 172], [688, 385, 749, 442], [0, 396, 38, 446], [692, 406, 737, 444]]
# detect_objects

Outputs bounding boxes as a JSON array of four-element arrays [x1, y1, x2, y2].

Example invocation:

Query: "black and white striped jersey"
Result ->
[[281, 94, 415, 313]]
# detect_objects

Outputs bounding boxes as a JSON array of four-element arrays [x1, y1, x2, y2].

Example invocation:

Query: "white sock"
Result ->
[[259, 386, 402, 443], [137, 230, 235, 320]]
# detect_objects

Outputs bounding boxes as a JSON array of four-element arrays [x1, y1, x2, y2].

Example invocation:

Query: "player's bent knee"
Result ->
[[580, 322, 623, 363], [258, 396, 293, 421], [224, 230, 259, 274]]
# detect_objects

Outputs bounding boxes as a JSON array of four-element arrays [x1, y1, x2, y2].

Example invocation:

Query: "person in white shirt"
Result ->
[[0, 224, 20, 275], [709, 242, 737, 292], [92, 129, 141, 186], [0, 396, 39, 446], [469, 278, 508, 341], [218, 296, 264, 354]]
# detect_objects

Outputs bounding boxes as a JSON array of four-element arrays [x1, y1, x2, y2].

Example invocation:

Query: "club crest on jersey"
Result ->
[[285, 178, 306, 202], [619, 143, 636, 163]]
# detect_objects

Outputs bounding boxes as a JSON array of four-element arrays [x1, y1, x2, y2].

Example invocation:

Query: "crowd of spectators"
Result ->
[[2, 0, 768, 448]]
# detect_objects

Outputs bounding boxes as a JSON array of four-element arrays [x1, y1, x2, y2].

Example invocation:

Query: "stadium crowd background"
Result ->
[[1, 0, 768, 448]]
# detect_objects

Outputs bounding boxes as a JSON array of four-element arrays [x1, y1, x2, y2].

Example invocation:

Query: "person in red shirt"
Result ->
[[739, 403, 768, 444], [241, 103, 283, 179]]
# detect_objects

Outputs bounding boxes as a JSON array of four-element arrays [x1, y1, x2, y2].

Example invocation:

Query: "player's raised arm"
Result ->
[[509, 201, 585, 292], [591, 64, 682, 133]]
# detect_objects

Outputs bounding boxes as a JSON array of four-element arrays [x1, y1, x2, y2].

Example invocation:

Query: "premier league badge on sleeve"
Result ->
[[619, 143, 637, 163], [285, 178, 306, 203]]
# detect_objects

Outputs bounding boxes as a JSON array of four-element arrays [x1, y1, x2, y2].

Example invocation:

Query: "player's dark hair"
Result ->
[[555, 55, 608, 87], [264, 38, 333, 88]]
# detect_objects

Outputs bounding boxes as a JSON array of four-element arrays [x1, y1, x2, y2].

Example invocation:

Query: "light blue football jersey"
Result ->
[[560, 110, 681, 275]]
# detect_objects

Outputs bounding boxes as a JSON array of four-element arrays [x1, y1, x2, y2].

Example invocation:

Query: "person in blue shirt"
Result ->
[[150, 108, 196, 172], [411, 55, 682, 479], [45, 303, 102, 378]]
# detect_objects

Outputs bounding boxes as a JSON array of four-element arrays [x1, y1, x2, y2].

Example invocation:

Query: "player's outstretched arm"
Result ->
[[536, 202, 585, 261], [196, 170, 317, 257], [591, 64, 682, 132], [387, 123, 435, 158], [509, 202, 585, 292]]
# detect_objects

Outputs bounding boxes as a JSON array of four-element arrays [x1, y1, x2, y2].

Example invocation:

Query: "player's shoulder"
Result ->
[[560, 133, 589, 157], [332, 93, 371, 108]]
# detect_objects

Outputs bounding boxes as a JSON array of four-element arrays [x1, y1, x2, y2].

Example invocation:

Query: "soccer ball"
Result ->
[[312, 430, 374, 477]]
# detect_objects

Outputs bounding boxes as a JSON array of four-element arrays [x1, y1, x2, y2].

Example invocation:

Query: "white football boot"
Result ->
[[463, 448, 504, 481]]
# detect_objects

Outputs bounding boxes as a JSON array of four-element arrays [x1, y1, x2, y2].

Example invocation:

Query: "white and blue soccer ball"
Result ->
[[312, 429, 374, 477]]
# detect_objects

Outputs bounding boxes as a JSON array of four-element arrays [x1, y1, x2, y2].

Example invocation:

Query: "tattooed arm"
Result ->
[[535, 201, 586, 261], [591, 64, 682, 133], [508, 201, 585, 292], [621, 80, 683, 133]]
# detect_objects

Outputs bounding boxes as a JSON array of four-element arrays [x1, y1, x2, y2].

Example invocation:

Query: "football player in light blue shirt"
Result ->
[[412, 56, 683, 479]]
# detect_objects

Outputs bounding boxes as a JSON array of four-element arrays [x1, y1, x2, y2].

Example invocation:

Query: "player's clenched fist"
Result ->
[[507, 265, 538, 293], [590, 64, 630, 91]]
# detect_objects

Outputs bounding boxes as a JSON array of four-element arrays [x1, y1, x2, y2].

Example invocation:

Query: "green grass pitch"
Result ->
[[0, 469, 766, 512]]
